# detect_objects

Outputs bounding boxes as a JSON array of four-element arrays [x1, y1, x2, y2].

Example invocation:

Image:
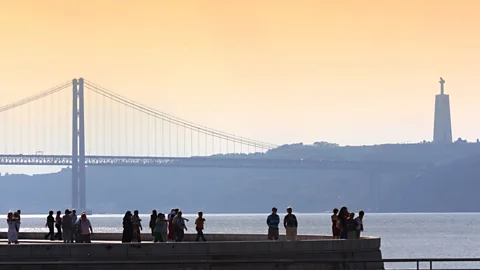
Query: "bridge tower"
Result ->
[[72, 78, 87, 211]]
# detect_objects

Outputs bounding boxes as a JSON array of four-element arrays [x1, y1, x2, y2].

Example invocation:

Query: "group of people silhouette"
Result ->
[[122, 209, 207, 243], [331, 207, 365, 239], [5, 206, 364, 244], [43, 209, 93, 243]]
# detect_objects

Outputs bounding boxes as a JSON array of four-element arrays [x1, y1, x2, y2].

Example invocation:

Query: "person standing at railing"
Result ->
[[337, 206, 349, 239], [267, 207, 280, 240], [6, 212, 19, 244], [149, 209, 158, 240], [62, 209, 73, 243], [122, 211, 133, 243], [15, 210, 21, 233], [355, 210, 365, 238], [75, 212, 93, 243], [284, 207, 298, 241], [331, 208, 341, 239], [131, 210, 143, 243], [54, 211, 62, 240], [70, 209, 78, 243], [346, 212, 358, 239]]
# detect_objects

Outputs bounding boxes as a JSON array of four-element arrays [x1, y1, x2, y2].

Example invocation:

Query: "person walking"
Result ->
[[154, 213, 168, 243], [195, 211, 207, 242], [284, 207, 298, 241], [266, 207, 280, 240], [62, 209, 73, 243], [173, 211, 187, 242], [44, 211, 55, 241]]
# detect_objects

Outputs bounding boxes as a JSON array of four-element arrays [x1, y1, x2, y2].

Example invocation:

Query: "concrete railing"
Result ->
[[0, 231, 374, 242], [0, 233, 384, 270]]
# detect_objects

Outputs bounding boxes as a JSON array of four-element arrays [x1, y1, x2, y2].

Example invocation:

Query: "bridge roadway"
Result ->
[[0, 154, 432, 172]]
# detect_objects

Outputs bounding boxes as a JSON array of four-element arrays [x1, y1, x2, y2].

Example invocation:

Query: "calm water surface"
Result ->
[[2, 213, 480, 269]]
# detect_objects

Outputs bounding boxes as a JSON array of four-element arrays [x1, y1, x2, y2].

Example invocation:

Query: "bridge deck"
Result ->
[[0, 154, 432, 171]]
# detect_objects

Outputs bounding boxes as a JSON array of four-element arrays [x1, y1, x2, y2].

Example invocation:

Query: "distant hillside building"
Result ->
[[433, 77, 452, 143]]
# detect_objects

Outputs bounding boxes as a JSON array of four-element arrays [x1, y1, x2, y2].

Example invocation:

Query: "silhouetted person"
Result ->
[[284, 207, 298, 241], [75, 212, 93, 243], [131, 210, 142, 243], [355, 210, 365, 238], [173, 211, 187, 242], [122, 211, 133, 243], [267, 207, 280, 240], [338, 206, 349, 239], [154, 213, 168, 243], [346, 212, 358, 239], [44, 211, 55, 240], [331, 208, 340, 239], [149, 209, 157, 239], [168, 209, 176, 241], [15, 210, 21, 233], [71, 209, 78, 242], [7, 212, 18, 244], [54, 210, 62, 240], [62, 209, 73, 243], [195, 211, 207, 242]]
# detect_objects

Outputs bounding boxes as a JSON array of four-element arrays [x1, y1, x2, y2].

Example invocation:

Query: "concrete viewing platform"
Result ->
[[0, 232, 384, 270]]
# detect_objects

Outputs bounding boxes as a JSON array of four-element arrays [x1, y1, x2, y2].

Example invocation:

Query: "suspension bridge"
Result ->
[[0, 78, 429, 211]]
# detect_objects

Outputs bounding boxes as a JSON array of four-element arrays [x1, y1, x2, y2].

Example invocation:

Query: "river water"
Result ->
[[2, 212, 479, 269]]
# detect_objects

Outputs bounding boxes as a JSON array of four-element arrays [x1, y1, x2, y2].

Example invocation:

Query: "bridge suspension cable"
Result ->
[[83, 80, 277, 151], [0, 81, 71, 113]]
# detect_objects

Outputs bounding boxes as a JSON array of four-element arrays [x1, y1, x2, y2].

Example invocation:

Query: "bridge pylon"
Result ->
[[72, 78, 86, 212]]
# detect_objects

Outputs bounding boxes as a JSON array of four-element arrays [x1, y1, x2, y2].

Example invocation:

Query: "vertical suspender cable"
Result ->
[[147, 112, 150, 156], [161, 118, 164, 157], [176, 124, 179, 157], [154, 115, 157, 157], [111, 96, 113, 155], [169, 120, 171, 157], [125, 102, 127, 156], [183, 123, 186, 157], [133, 103, 135, 156], [118, 99, 120, 156], [103, 93, 106, 155]]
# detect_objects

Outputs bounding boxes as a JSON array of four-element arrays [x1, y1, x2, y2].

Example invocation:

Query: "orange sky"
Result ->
[[1, 0, 480, 146]]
